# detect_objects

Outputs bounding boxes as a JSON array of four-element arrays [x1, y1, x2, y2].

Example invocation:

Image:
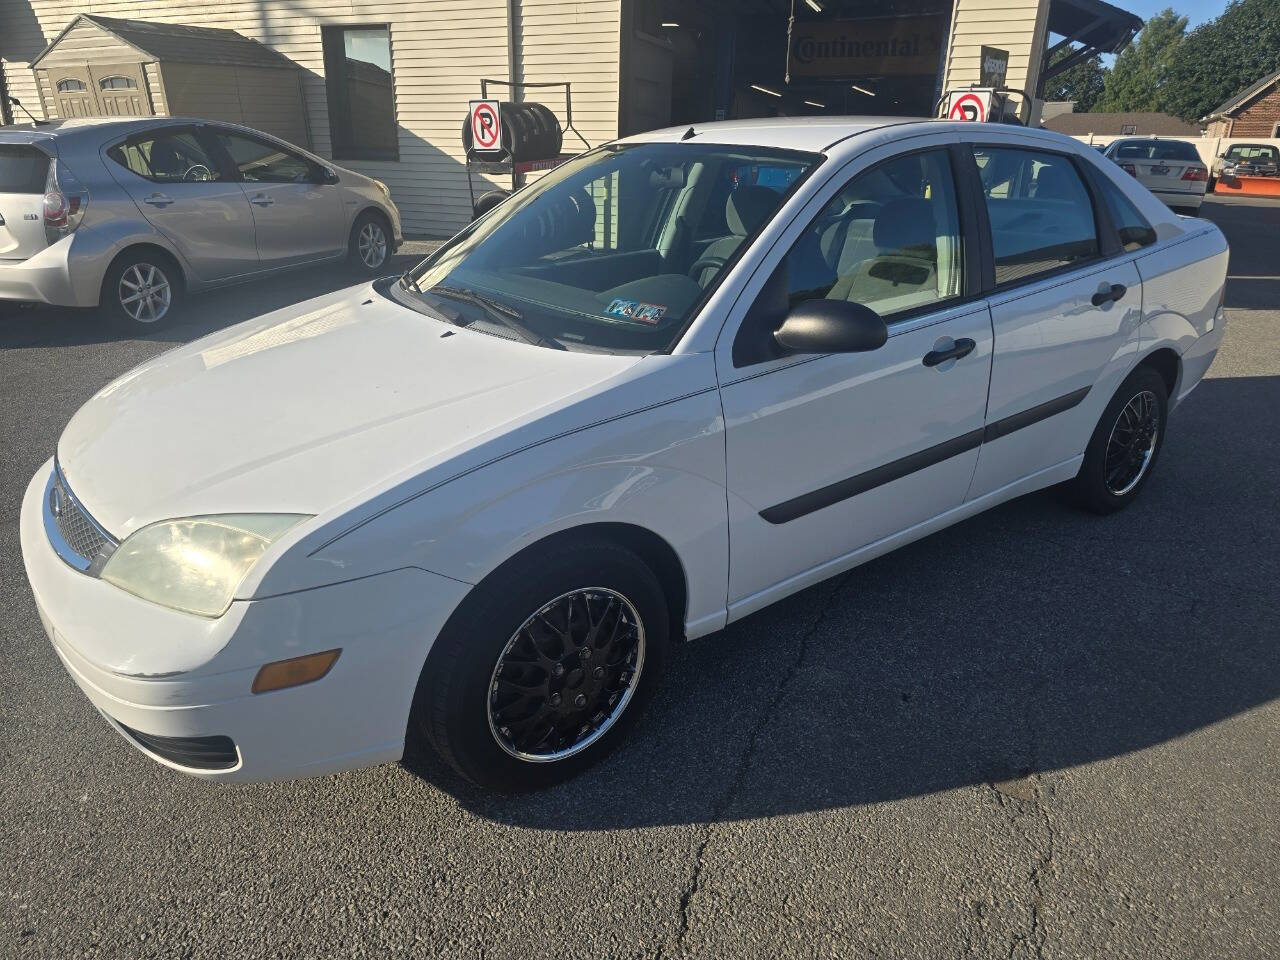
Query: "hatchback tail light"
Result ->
[[43, 160, 89, 245], [1120, 162, 1138, 176], [1181, 165, 1208, 182]]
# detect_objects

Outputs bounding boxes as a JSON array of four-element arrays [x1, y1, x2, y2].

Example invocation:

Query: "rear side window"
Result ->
[[1093, 172, 1157, 252], [107, 131, 223, 183], [973, 146, 1099, 286], [0, 145, 50, 193]]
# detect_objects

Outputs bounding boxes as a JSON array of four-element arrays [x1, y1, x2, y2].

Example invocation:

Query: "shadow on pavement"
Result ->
[[410, 375, 1280, 830]]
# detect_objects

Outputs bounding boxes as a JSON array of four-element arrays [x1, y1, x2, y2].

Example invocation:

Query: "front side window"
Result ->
[[322, 25, 398, 161], [107, 130, 222, 183], [776, 148, 964, 319], [399, 143, 819, 353], [973, 146, 1099, 286], [214, 132, 315, 183]]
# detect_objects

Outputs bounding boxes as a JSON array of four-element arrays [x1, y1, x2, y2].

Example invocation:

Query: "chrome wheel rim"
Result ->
[[358, 221, 387, 269], [118, 263, 171, 324], [487, 588, 645, 763], [1104, 389, 1160, 496]]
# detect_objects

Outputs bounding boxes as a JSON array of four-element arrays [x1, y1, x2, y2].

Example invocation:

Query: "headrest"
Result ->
[[522, 187, 596, 253], [1032, 164, 1074, 201], [873, 198, 936, 255], [726, 185, 780, 236]]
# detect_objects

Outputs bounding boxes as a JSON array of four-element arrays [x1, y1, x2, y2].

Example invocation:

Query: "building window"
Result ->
[[1120, 123, 1137, 135], [1273, 122, 1280, 137], [98, 76, 138, 90], [56, 78, 87, 92], [322, 25, 398, 161]]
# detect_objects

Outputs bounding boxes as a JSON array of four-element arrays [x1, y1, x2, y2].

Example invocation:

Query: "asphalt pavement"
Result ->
[[1, 204, 1277, 959]]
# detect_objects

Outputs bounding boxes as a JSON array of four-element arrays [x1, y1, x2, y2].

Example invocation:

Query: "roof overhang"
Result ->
[[1038, 0, 1144, 95]]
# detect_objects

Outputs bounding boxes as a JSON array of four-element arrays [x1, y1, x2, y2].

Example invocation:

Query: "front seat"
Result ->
[[692, 185, 779, 286], [829, 197, 938, 310]]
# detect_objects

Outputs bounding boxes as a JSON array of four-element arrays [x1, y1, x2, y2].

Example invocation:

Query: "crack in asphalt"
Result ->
[[657, 573, 855, 959]]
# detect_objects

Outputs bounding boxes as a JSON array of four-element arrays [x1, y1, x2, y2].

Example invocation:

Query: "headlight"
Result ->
[[372, 178, 390, 198], [101, 514, 309, 618]]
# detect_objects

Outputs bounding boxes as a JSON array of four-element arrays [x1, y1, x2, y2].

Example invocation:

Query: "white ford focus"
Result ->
[[22, 118, 1227, 790]]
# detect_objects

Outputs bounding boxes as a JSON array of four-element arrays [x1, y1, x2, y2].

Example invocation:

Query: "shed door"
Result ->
[[88, 64, 151, 117], [51, 68, 98, 119]]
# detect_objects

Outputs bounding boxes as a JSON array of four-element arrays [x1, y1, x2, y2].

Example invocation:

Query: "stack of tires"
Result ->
[[462, 101, 563, 163]]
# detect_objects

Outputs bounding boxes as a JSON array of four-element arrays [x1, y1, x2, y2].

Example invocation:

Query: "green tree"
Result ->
[[1044, 45, 1108, 112], [1095, 9, 1188, 112], [1164, 0, 1280, 122]]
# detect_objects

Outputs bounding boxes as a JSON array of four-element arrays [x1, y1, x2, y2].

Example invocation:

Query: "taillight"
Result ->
[[1120, 162, 1138, 176], [42, 160, 88, 244], [1181, 166, 1208, 182]]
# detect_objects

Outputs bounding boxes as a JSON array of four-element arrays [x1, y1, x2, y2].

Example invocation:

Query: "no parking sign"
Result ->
[[946, 90, 992, 123], [469, 99, 503, 154]]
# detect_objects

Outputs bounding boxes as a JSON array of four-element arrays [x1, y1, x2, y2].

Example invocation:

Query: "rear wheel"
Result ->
[[348, 210, 391, 276], [412, 537, 669, 790], [100, 249, 181, 331], [1071, 365, 1168, 514]]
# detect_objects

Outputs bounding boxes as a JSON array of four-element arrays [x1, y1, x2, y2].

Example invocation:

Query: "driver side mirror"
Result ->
[[774, 300, 888, 355], [313, 167, 340, 185]]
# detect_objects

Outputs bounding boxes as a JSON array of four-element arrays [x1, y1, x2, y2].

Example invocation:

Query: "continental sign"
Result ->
[[789, 16, 946, 78]]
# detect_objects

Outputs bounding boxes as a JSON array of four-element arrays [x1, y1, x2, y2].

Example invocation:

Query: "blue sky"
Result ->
[[1125, 0, 1228, 29]]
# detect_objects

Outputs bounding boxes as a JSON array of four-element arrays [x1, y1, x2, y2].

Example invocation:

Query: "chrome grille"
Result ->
[[44, 463, 117, 573]]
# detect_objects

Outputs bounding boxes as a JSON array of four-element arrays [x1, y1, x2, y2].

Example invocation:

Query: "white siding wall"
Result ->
[[941, 0, 1050, 115], [1, 0, 623, 235]]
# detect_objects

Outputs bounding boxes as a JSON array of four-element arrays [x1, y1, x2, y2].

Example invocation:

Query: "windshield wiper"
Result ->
[[430, 285, 564, 350], [400, 271, 422, 294]]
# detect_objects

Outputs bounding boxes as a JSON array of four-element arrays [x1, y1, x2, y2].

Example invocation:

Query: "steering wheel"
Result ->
[[688, 254, 727, 282], [182, 164, 212, 182]]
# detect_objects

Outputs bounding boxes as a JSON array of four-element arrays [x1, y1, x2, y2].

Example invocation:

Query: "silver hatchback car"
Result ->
[[0, 117, 402, 329]]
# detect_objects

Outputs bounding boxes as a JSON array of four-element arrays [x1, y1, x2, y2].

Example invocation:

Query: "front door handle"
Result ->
[[249, 194, 274, 207], [923, 338, 976, 368], [142, 193, 173, 207], [1091, 283, 1127, 307]]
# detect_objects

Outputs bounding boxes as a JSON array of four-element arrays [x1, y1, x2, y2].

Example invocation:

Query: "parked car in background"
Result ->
[[1, 118, 401, 330], [1212, 143, 1279, 185], [22, 119, 1227, 791], [1102, 138, 1209, 214]]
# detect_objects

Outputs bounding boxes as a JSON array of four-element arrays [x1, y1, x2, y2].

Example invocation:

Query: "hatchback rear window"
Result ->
[[0, 145, 50, 193], [1114, 140, 1200, 162]]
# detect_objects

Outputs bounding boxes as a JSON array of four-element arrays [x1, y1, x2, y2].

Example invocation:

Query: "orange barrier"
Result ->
[[1213, 175, 1280, 197]]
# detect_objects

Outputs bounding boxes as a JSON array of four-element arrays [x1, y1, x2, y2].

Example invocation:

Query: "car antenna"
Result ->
[[681, 126, 697, 140], [7, 97, 47, 126]]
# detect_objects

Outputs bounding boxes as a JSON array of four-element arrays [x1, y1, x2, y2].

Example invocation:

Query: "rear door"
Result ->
[[209, 129, 346, 267], [0, 143, 51, 261], [105, 124, 259, 281], [966, 141, 1142, 499]]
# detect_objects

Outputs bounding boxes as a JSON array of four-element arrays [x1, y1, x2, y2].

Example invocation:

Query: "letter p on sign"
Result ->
[[470, 99, 503, 153]]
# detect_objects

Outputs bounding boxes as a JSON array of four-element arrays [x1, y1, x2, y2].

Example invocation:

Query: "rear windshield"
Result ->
[[1114, 140, 1200, 162], [0, 145, 50, 193]]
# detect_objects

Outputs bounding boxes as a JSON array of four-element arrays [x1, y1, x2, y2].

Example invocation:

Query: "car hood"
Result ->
[[57, 285, 641, 537]]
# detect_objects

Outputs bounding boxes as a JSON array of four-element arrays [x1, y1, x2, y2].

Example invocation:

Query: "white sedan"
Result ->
[[22, 118, 1227, 790]]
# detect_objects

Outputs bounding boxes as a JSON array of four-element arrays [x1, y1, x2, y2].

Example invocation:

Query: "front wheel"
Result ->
[[412, 538, 670, 790], [348, 211, 391, 276], [1071, 366, 1168, 514]]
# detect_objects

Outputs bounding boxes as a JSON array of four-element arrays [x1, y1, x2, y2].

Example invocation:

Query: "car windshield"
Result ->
[[1227, 145, 1277, 161], [400, 142, 820, 353], [1114, 140, 1199, 161]]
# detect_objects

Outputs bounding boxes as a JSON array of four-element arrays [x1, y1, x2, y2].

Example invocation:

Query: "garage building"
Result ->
[[1, 0, 1141, 236]]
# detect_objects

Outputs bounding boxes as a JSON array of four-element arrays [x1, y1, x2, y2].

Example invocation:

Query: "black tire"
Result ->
[[1071, 365, 1169, 514], [412, 537, 670, 790], [472, 189, 510, 221], [100, 248, 182, 331], [348, 210, 391, 276]]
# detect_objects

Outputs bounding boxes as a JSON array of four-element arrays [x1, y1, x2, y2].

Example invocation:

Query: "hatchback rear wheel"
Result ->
[[101, 250, 181, 331]]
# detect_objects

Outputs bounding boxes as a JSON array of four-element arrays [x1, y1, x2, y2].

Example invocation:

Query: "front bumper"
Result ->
[[20, 461, 470, 782]]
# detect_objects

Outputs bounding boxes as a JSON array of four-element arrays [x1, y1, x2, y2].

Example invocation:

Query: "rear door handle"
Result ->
[[923, 338, 976, 367], [142, 193, 173, 207], [249, 194, 274, 207], [1091, 283, 1127, 306]]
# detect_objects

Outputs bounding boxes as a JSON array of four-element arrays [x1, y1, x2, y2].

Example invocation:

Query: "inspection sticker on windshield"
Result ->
[[605, 298, 667, 325]]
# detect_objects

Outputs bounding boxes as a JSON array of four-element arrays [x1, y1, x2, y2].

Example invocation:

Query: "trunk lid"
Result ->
[[0, 143, 51, 261]]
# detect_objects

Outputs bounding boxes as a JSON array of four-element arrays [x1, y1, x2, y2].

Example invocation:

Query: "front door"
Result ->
[[88, 64, 150, 117], [718, 143, 994, 616], [210, 129, 346, 266], [964, 142, 1143, 500], [104, 125, 259, 281]]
